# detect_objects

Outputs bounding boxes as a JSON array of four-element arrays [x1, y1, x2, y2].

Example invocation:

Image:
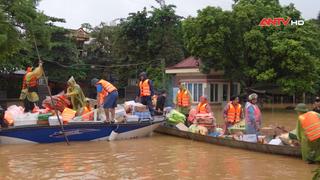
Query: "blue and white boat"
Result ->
[[0, 118, 164, 144]]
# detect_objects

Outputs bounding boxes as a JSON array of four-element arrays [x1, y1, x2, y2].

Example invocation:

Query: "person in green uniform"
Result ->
[[294, 103, 320, 164], [65, 76, 86, 112]]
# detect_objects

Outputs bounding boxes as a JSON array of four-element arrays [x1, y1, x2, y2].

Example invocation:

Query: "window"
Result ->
[[185, 83, 203, 102], [198, 84, 203, 98], [210, 84, 218, 102], [223, 84, 229, 101], [193, 83, 198, 101], [231, 83, 239, 96]]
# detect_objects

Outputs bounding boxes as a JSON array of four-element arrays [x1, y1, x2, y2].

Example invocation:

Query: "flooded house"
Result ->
[[165, 56, 240, 106]]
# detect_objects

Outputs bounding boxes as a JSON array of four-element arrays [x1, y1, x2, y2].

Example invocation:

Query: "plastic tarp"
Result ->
[[166, 109, 186, 125], [4, 105, 25, 126]]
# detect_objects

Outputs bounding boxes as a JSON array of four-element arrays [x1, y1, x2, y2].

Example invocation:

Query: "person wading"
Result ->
[[19, 61, 44, 112], [223, 96, 243, 134], [175, 83, 192, 116], [294, 103, 320, 164], [91, 78, 118, 123], [136, 72, 155, 115], [245, 93, 262, 135]]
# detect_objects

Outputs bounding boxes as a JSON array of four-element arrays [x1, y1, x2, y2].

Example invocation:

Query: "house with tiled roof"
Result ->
[[166, 56, 240, 104]]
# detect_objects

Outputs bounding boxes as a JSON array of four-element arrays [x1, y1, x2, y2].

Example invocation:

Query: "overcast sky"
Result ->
[[38, 0, 320, 29]]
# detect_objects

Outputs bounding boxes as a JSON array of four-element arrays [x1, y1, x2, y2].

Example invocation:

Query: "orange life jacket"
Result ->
[[61, 108, 76, 124], [22, 72, 38, 88], [97, 80, 117, 104], [227, 102, 242, 123], [82, 106, 93, 121], [177, 90, 190, 107], [299, 111, 320, 142], [197, 102, 209, 114], [139, 79, 151, 97]]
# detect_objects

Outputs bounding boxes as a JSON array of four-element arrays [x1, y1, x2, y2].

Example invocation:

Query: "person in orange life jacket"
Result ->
[[136, 72, 155, 115], [294, 103, 320, 163], [80, 98, 94, 121], [313, 97, 320, 114], [91, 78, 118, 123], [195, 96, 216, 125], [223, 96, 244, 134], [175, 83, 192, 116], [196, 96, 212, 114], [155, 90, 167, 115], [19, 61, 43, 112]]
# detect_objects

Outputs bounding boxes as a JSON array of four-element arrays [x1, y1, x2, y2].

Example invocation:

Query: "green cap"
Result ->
[[294, 103, 308, 112]]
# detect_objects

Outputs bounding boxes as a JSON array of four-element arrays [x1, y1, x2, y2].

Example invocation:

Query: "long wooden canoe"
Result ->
[[155, 125, 301, 157]]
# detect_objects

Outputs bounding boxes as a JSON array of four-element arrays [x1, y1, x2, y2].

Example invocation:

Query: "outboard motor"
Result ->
[[0, 105, 5, 128]]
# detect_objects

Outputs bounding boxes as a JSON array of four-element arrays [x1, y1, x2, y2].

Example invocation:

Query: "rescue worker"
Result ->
[[196, 96, 212, 114], [245, 93, 262, 135], [91, 78, 118, 123], [294, 103, 320, 164], [223, 96, 243, 134], [65, 76, 86, 112], [80, 98, 94, 121], [136, 72, 154, 115], [175, 83, 192, 116], [19, 61, 43, 112], [194, 96, 216, 129], [155, 90, 167, 115], [313, 97, 320, 114]]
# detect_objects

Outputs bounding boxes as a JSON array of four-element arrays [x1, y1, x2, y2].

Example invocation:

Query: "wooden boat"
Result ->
[[155, 125, 301, 157], [0, 118, 164, 144]]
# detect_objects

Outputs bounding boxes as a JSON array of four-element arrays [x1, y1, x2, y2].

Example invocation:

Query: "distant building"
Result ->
[[69, 28, 90, 57], [166, 57, 240, 104]]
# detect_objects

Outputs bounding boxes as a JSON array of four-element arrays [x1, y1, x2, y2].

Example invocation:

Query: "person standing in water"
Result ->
[[294, 103, 320, 164]]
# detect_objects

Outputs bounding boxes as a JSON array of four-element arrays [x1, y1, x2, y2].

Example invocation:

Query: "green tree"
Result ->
[[183, 0, 320, 94], [117, 5, 185, 89], [85, 4, 186, 90], [0, 0, 63, 68], [40, 27, 86, 82]]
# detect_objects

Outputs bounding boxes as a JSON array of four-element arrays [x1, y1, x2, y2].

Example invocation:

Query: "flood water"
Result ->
[[0, 109, 318, 180]]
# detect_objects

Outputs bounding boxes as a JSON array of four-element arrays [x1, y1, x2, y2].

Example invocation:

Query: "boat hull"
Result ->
[[0, 121, 163, 144], [155, 125, 301, 157]]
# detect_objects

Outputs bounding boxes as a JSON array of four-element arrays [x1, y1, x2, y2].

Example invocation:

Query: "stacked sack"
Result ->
[[188, 124, 208, 135], [124, 101, 151, 120], [195, 113, 216, 128], [166, 109, 186, 125], [42, 92, 71, 112], [4, 105, 25, 126]]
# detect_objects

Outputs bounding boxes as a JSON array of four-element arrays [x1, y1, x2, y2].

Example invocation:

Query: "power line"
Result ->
[[42, 59, 159, 69]]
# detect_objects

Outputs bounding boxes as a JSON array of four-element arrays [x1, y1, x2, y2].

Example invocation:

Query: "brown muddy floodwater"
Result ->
[[0, 109, 318, 180]]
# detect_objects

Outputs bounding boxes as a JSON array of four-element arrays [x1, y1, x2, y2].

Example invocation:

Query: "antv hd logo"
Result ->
[[259, 17, 304, 27]]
